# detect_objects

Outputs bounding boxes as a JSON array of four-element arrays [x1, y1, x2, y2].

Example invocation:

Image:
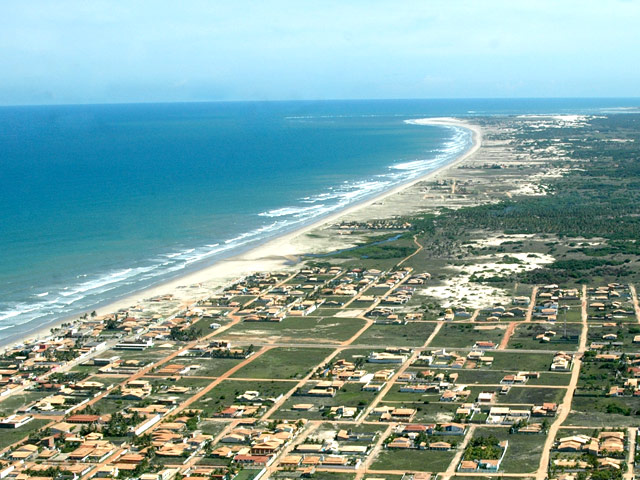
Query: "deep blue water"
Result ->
[[1, 98, 639, 343]]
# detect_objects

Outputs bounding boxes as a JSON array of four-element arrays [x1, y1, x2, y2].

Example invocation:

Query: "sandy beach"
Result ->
[[2, 117, 482, 351]]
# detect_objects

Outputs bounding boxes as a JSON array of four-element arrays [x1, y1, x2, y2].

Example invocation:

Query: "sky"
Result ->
[[0, 0, 639, 105]]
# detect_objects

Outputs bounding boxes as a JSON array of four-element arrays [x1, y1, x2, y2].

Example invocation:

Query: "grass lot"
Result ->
[[430, 323, 507, 348], [371, 446, 457, 472], [331, 348, 408, 373], [440, 369, 506, 385], [168, 357, 244, 377], [199, 419, 228, 437], [306, 307, 344, 317], [274, 382, 378, 420], [71, 363, 104, 375], [489, 352, 555, 372], [564, 395, 640, 427], [0, 391, 50, 416], [382, 385, 440, 403], [451, 478, 530, 480], [528, 373, 572, 386], [143, 376, 213, 399], [587, 308, 637, 323], [587, 322, 640, 351], [220, 316, 366, 343], [0, 418, 51, 450], [348, 299, 376, 309], [230, 347, 333, 379], [497, 386, 565, 405], [556, 307, 583, 323], [282, 473, 354, 480], [186, 315, 234, 338], [92, 397, 141, 414], [103, 346, 169, 362], [577, 360, 618, 392], [368, 286, 394, 296], [471, 427, 547, 473], [315, 422, 384, 444], [196, 456, 231, 467], [372, 401, 459, 424], [315, 295, 357, 306], [229, 295, 257, 305], [228, 470, 261, 480], [352, 322, 436, 347], [507, 322, 581, 351], [191, 379, 297, 416]]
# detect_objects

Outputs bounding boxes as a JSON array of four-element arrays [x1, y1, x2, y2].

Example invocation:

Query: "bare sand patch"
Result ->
[[334, 309, 364, 318], [419, 249, 554, 310]]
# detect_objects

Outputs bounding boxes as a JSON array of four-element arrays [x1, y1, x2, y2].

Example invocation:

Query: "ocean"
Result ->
[[1, 98, 639, 344]]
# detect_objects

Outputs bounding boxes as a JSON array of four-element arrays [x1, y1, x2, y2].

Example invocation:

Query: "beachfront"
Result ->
[[0, 117, 480, 352]]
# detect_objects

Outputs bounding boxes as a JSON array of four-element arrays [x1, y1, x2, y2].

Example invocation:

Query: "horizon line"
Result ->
[[1, 95, 640, 109]]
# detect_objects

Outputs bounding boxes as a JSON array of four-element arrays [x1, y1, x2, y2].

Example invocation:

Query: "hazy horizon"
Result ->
[[1, 0, 639, 106]]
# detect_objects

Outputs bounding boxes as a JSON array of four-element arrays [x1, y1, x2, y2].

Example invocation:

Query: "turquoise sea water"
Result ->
[[1, 98, 639, 344]]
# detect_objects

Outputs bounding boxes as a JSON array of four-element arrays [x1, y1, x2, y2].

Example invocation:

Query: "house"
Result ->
[[368, 352, 408, 364], [251, 440, 283, 456], [458, 440, 508, 472], [440, 390, 458, 402], [608, 386, 625, 397], [66, 414, 101, 424], [501, 374, 527, 384], [0, 414, 33, 429], [429, 441, 452, 451], [459, 460, 480, 472], [441, 423, 466, 435], [114, 338, 154, 350], [518, 423, 543, 434], [551, 352, 572, 371], [532, 403, 558, 417], [233, 454, 271, 467], [477, 391, 495, 403], [8, 444, 39, 461], [473, 341, 497, 350], [388, 437, 413, 449], [296, 444, 324, 454]]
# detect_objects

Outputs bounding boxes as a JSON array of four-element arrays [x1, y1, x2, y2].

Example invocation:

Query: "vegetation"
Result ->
[[463, 435, 503, 460]]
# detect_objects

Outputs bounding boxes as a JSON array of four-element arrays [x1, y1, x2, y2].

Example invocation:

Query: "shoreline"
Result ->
[[1, 117, 482, 351]]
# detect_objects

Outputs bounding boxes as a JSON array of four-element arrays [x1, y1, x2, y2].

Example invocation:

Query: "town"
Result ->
[[1, 261, 638, 480]]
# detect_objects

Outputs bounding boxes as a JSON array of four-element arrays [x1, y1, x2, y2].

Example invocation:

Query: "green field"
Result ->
[[564, 395, 640, 427], [497, 386, 565, 405], [489, 352, 555, 372], [0, 391, 50, 416], [231, 347, 333, 379], [507, 322, 581, 350], [471, 427, 547, 473], [169, 356, 245, 377], [430, 323, 507, 348], [371, 445, 457, 472], [220, 315, 366, 343], [190, 379, 296, 416], [274, 382, 378, 420], [0, 418, 52, 450], [352, 322, 437, 347]]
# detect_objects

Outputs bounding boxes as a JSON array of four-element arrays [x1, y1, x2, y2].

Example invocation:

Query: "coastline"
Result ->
[[1, 117, 482, 351]]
